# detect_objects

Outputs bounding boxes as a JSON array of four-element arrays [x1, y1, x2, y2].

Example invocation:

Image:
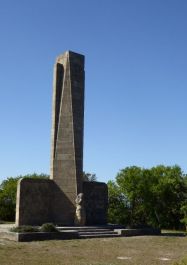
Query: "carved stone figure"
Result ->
[[74, 193, 86, 226]]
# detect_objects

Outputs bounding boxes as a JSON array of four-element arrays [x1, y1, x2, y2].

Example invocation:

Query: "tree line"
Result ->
[[0, 166, 187, 230], [108, 165, 187, 229]]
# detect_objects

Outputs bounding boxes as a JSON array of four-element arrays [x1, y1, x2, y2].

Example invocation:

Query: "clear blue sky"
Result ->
[[0, 0, 187, 183]]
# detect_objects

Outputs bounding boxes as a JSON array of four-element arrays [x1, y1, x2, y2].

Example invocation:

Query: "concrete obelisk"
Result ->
[[50, 51, 85, 223], [16, 51, 107, 227]]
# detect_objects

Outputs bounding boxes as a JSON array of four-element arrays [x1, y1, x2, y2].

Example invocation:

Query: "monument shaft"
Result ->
[[50, 51, 85, 207], [16, 51, 107, 226]]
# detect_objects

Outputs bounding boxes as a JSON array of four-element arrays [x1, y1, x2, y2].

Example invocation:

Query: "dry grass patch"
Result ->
[[0, 235, 186, 265]]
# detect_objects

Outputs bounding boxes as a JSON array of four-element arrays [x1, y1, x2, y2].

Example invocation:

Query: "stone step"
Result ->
[[78, 231, 118, 235], [57, 225, 126, 239], [57, 225, 125, 231], [78, 229, 119, 239], [79, 233, 120, 239], [59, 228, 113, 233]]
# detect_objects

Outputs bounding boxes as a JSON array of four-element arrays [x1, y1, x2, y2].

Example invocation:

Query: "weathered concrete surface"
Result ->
[[16, 178, 74, 226], [0, 224, 14, 233], [0, 224, 78, 242], [16, 178, 108, 226], [16, 51, 85, 226], [51, 52, 84, 194], [0, 224, 162, 242], [115, 228, 161, 236], [15, 51, 109, 227], [0, 224, 17, 241], [16, 179, 53, 226], [50, 51, 85, 224], [83, 182, 108, 225], [16, 231, 78, 242]]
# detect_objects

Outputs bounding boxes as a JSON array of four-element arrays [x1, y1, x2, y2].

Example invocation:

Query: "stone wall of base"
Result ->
[[0, 231, 78, 242], [83, 182, 108, 225], [16, 179, 108, 226], [16, 179, 54, 226]]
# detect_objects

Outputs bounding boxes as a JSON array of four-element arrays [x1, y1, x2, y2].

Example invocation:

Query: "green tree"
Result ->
[[180, 204, 187, 230], [0, 177, 20, 221], [116, 166, 157, 227], [150, 165, 187, 229], [108, 165, 187, 229], [107, 180, 130, 224]]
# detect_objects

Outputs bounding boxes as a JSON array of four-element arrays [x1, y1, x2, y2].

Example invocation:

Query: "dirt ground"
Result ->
[[0, 234, 186, 265]]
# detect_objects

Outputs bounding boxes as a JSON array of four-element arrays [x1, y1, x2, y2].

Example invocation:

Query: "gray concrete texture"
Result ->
[[83, 182, 108, 225], [16, 179, 108, 226], [16, 178, 75, 226], [50, 51, 84, 199], [15, 51, 108, 226], [50, 51, 85, 224]]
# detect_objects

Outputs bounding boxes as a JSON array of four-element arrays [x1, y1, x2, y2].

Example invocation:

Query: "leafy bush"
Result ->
[[40, 223, 59, 232], [10, 225, 39, 233], [10, 223, 59, 233]]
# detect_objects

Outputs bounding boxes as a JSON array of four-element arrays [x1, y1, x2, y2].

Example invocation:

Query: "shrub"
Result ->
[[10, 225, 39, 233], [40, 223, 59, 232]]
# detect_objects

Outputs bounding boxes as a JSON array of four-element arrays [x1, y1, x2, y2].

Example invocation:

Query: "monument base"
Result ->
[[0, 224, 162, 242], [16, 179, 108, 226]]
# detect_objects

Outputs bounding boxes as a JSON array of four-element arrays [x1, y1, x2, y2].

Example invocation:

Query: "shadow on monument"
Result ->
[[16, 178, 108, 226], [16, 178, 75, 226]]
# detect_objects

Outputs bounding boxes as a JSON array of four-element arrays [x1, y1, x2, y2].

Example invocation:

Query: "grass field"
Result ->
[[0, 234, 186, 265]]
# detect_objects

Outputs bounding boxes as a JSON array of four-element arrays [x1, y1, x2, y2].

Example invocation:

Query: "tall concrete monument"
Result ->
[[49, 51, 85, 224], [51, 51, 84, 210], [16, 51, 108, 226]]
